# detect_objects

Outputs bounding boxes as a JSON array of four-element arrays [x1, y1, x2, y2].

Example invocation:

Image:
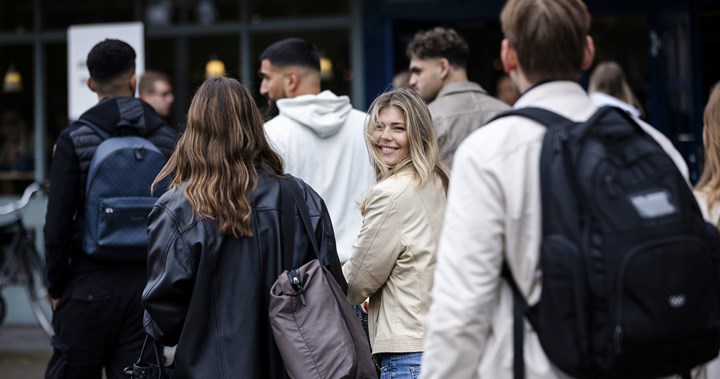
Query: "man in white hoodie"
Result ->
[[261, 38, 375, 263]]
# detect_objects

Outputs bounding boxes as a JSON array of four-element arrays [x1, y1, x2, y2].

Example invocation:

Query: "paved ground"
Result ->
[[0, 325, 52, 379], [0, 325, 176, 379]]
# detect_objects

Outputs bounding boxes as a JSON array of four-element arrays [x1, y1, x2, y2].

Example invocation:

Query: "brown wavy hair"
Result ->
[[152, 76, 284, 237]]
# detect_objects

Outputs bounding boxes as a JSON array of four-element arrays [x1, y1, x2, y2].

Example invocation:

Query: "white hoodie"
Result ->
[[265, 90, 375, 262]]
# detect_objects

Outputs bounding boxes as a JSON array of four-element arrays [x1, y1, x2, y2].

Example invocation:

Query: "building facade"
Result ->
[[1, 0, 718, 195]]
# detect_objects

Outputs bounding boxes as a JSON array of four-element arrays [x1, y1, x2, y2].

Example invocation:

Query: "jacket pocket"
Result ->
[[71, 288, 113, 303]]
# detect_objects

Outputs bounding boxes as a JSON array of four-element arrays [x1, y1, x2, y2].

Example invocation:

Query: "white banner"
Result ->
[[67, 22, 145, 121]]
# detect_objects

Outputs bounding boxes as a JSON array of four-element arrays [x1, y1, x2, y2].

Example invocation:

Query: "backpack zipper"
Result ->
[[613, 236, 700, 355], [603, 175, 618, 197], [553, 128, 569, 152], [133, 146, 145, 161]]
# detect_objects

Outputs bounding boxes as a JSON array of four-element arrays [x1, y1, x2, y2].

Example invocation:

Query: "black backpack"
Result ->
[[497, 106, 720, 379]]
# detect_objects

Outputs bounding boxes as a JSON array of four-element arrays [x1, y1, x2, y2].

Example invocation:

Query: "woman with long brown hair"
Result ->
[[141, 76, 345, 378]]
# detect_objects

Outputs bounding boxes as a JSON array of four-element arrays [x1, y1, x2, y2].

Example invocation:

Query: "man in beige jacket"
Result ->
[[421, 0, 695, 378], [407, 27, 509, 169]]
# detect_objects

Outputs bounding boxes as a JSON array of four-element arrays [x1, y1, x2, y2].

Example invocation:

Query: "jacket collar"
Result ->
[[78, 96, 164, 137], [434, 81, 487, 100]]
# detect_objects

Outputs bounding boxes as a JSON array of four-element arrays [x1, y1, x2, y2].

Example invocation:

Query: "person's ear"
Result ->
[[500, 39, 517, 73], [284, 70, 297, 92], [438, 58, 451, 79], [86, 77, 97, 93], [581, 36, 595, 70]]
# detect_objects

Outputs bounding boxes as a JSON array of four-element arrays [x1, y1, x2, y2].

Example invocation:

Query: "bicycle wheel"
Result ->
[[19, 240, 53, 337]]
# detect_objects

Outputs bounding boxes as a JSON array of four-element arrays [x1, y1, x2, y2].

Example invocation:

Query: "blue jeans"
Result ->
[[378, 352, 422, 379]]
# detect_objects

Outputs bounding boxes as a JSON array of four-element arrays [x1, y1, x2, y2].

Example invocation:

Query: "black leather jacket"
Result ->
[[141, 171, 347, 379]]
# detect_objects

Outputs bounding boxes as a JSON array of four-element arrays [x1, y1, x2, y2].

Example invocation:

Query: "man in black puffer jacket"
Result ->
[[44, 39, 177, 379]]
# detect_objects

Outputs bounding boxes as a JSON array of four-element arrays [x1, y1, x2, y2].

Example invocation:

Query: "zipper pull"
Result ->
[[603, 175, 618, 197], [553, 128, 568, 152], [289, 270, 306, 306], [614, 325, 623, 354], [134, 146, 145, 161]]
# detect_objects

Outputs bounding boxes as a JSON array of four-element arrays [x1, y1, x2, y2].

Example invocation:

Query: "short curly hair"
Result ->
[[406, 27, 469, 68], [86, 39, 136, 84]]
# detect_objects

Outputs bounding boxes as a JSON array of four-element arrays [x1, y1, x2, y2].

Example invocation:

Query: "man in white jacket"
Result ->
[[260, 38, 375, 263], [421, 0, 696, 378]]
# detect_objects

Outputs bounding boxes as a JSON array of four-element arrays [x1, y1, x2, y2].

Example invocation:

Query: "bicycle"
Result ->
[[0, 182, 53, 337]]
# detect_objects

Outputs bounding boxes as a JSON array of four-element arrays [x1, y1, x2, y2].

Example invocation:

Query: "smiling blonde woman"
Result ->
[[342, 88, 449, 379]]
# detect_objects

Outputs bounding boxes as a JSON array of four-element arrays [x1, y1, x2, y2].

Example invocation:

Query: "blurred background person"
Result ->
[[139, 70, 175, 124], [0, 110, 33, 172], [392, 70, 411, 89], [496, 74, 519, 106], [343, 88, 448, 378], [407, 27, 509, 169], [588, 60, 643, 118]]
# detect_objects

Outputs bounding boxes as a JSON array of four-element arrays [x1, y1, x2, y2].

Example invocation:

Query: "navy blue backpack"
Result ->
[[80, 120, 169, 262]]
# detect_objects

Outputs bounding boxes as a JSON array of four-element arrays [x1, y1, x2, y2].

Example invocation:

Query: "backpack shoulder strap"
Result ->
[[494, 106, 646, 136], [501, 262, 529, 379], [280, 178, 296, 272], [288, 178, 320, 259], [279, 177, 321, 271], [489, 107, 573, 129], [148, 126, 179, 159], [75, 118, 112, 140]]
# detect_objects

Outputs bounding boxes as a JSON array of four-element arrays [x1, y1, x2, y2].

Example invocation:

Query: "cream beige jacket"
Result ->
[[343, 170, 446, 354], [421, 82, 697, 379], [428, 81, 509, 169]]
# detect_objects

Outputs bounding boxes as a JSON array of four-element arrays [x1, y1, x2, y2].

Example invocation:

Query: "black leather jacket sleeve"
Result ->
[[142, 203, 197, 346]]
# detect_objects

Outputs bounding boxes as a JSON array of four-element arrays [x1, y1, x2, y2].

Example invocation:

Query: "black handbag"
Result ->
[[124, 335, 175, 379]]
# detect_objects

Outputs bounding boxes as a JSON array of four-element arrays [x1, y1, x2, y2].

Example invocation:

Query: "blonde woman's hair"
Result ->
[[696, 82, 720, 211], [362, 88, 449, 211], [589, 61, 644, 116], [152, 76, 284, 237]]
